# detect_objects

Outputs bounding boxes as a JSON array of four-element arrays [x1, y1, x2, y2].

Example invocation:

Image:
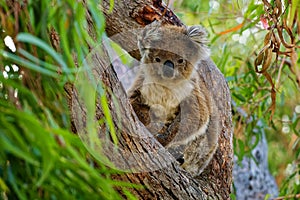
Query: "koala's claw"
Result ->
[[176, 156, 185, 165]]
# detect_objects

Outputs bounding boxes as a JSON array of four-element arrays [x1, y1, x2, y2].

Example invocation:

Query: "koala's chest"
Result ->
[[140, 82, 193, 118]]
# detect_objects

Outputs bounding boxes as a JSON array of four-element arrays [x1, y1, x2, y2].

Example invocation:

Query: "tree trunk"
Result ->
[[66, 0, 233, 199]]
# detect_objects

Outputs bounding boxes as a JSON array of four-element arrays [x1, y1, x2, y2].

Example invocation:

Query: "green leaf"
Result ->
[[0, 134, 39, 166], [97, 83, 118, 145], [233, 93, 246, 102], [0, 178, 9, 192], [16, 33, 69, 74], [123, 189, 139, 200], [1, 50, 58, 77]]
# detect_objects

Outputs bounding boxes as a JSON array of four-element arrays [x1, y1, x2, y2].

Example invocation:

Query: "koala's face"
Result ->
[[144, 49, 195, 82], [138, 22, 210, 84]]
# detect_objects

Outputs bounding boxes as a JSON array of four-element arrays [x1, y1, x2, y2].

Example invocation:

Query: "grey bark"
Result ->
[[66, 0, 233, 199]]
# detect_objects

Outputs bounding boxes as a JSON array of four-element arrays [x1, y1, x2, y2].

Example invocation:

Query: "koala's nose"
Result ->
[[163, 60, 174, 78]]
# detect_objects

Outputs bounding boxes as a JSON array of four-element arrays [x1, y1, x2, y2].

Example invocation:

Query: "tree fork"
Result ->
[[66, 0, 233, 199]]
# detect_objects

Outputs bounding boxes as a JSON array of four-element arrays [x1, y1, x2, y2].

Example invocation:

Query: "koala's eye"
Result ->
[[155, 57, 161, 62], [178, 58, 184, 64]]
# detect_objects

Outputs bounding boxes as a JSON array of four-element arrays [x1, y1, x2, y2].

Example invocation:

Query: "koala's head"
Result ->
[[138, 21, 210, 83]]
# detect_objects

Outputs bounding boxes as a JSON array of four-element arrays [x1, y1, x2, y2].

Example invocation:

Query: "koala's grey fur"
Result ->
[[128, 21, 219, 176]]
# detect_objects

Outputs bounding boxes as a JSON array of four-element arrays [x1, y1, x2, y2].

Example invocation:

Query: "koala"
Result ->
[[128, 21, 219, 176]]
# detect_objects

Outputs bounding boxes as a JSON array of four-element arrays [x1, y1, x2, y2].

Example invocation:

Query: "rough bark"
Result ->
[[66, 0, 233, 199]]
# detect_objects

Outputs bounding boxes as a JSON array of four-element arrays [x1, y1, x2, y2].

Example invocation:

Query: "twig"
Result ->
[[272, 193, 300, 200], [275, 55, 286, 90]]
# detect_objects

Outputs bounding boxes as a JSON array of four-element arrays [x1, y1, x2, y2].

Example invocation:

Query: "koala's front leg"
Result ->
[[151, 88, 210, 148], [181, 107, 219, 176], [153, 112, 181, 146], [166, 89, 211, 147], [165, 89, 220, 176]]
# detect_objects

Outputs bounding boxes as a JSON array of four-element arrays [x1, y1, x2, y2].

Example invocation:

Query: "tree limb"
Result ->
[[66, 0, 233, 199]]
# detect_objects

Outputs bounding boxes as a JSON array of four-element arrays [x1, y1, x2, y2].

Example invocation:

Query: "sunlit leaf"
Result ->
[[16, 33, 69, 74]]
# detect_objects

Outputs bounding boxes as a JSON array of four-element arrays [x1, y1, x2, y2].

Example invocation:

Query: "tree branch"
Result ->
[[67, 0, 233, 199]]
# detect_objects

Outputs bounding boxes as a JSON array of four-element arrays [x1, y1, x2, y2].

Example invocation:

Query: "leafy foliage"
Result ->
[[175, 0, 300, 198], [0, 1, 137, 199]]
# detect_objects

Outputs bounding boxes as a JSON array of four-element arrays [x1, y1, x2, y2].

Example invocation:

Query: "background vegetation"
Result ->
[[0, 0, 138, 199], [0, 0, 299, 199], [174, 0, 300, 197]]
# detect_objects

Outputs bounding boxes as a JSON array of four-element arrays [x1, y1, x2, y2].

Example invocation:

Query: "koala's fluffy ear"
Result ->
[[187, 25, 210, 59], [138, 21, 162, 56]]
